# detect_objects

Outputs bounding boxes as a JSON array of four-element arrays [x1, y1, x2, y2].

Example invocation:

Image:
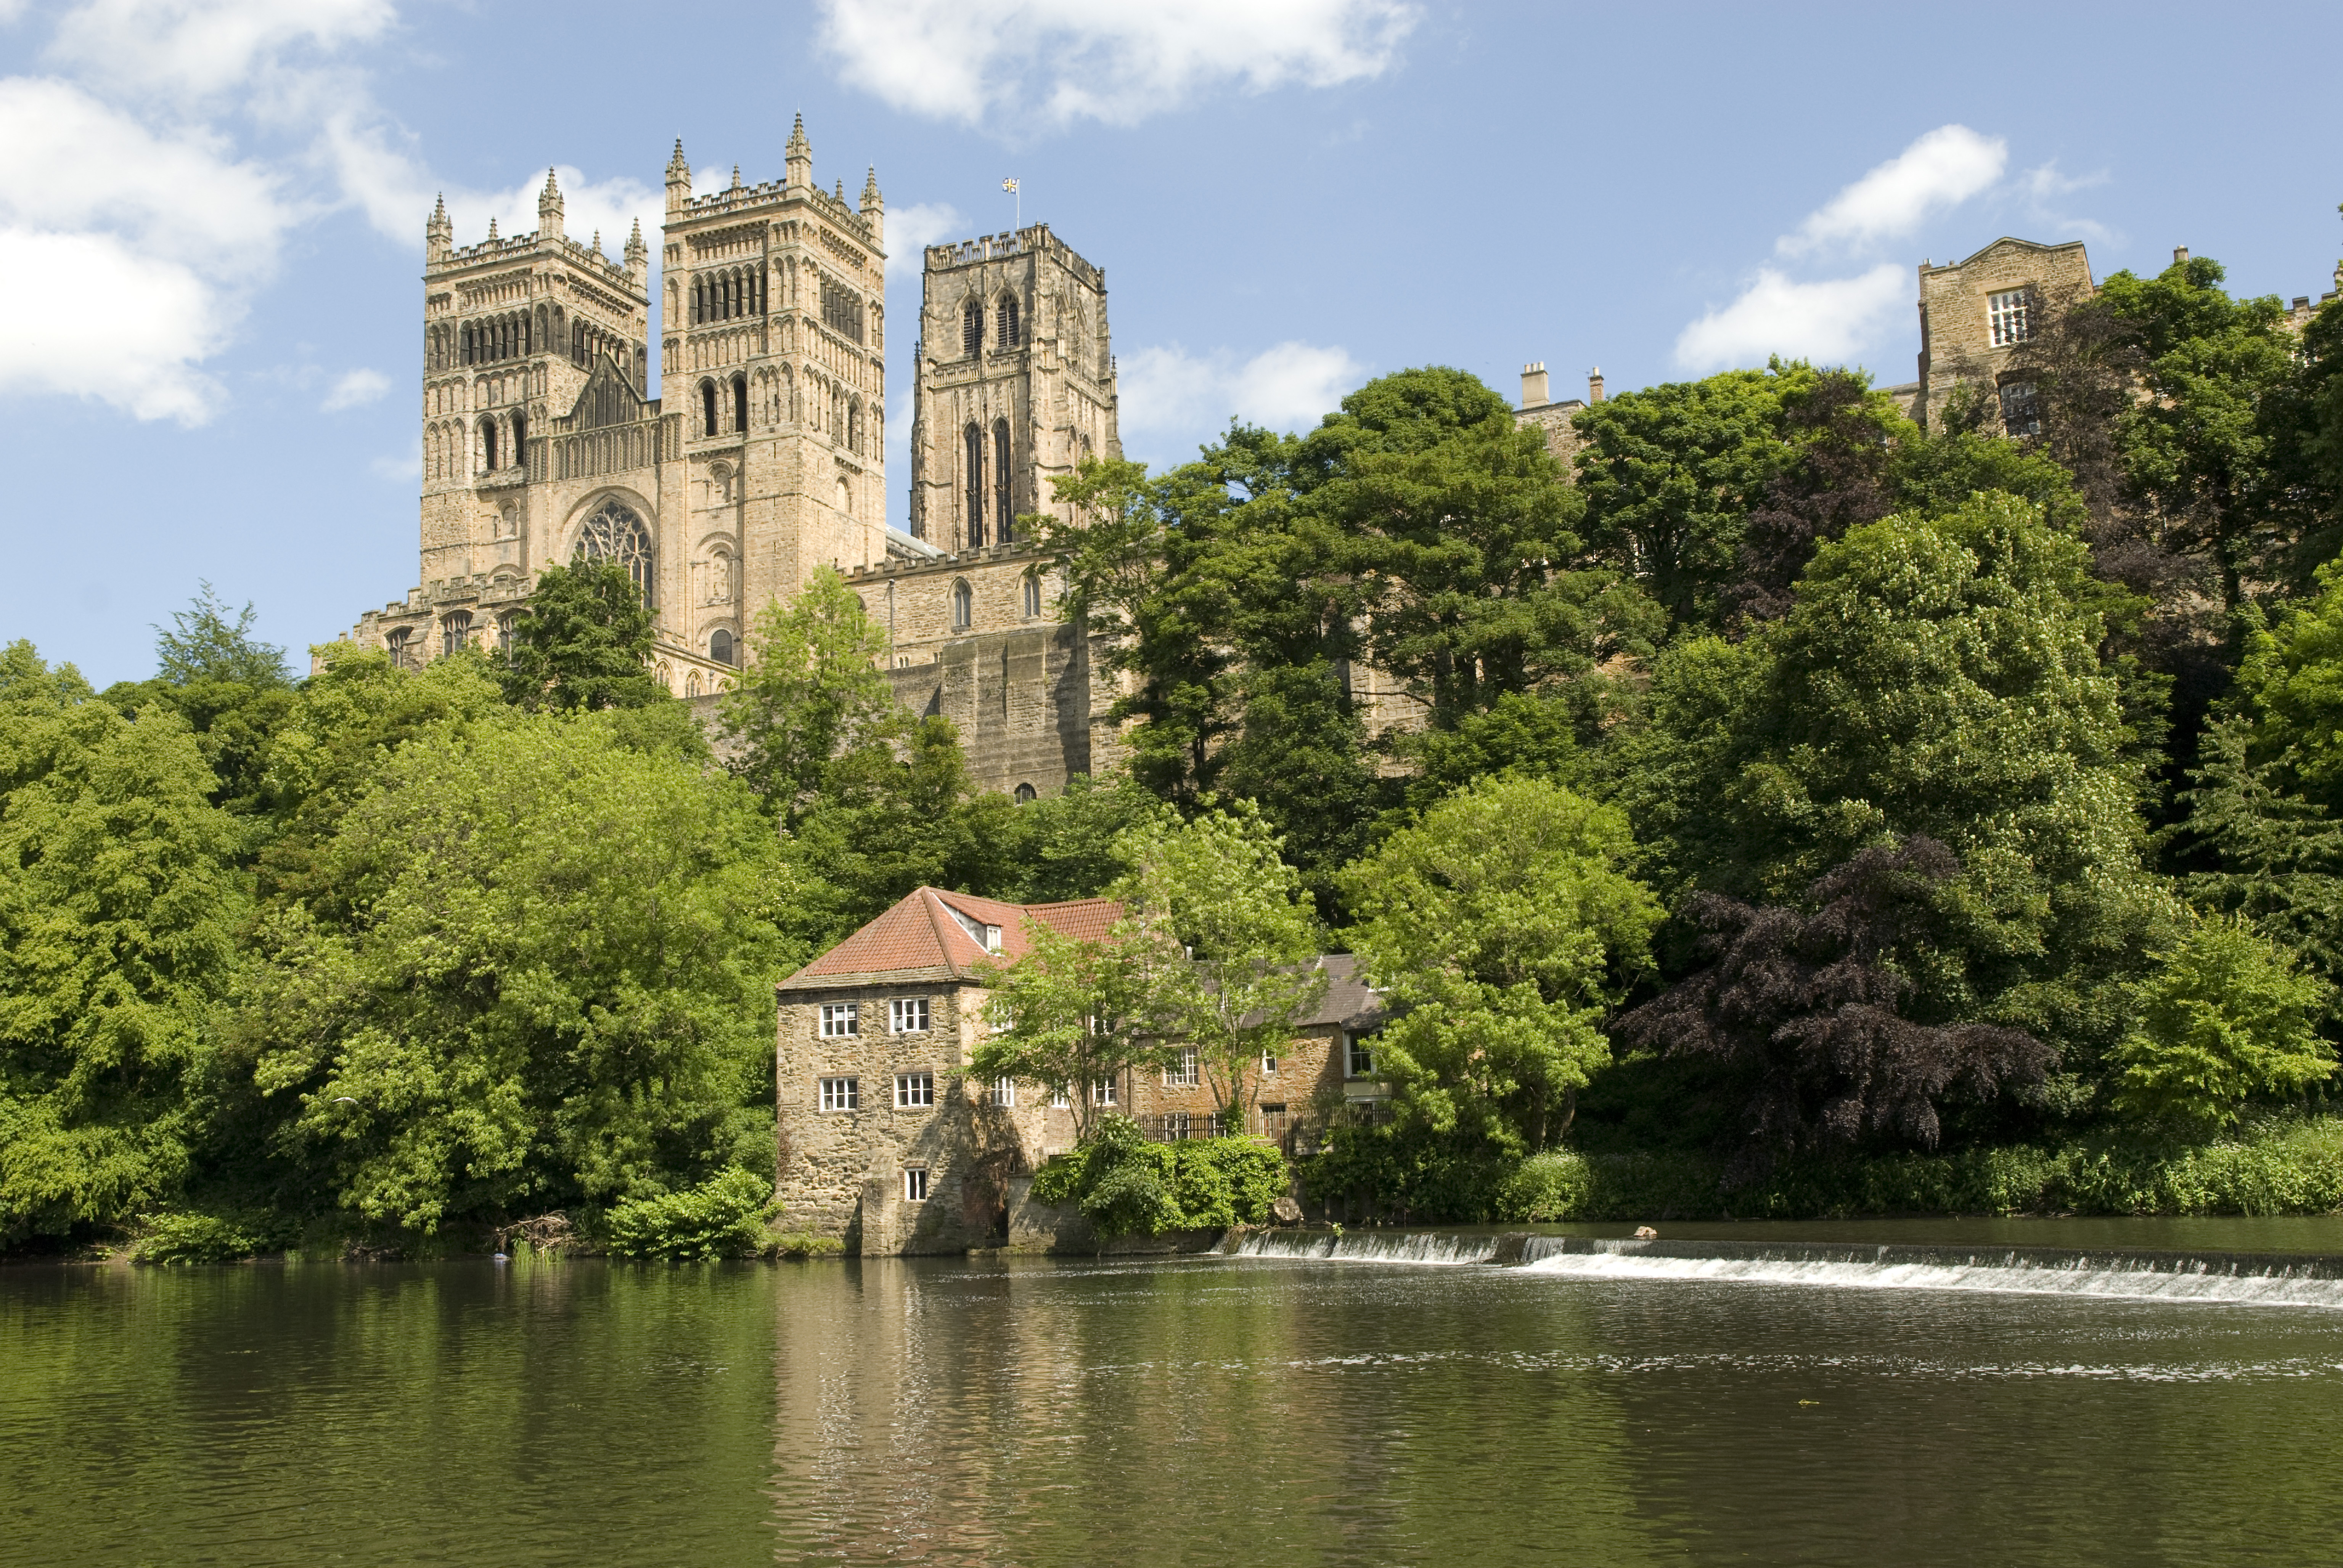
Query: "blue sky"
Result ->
[[5, 0, 2341, 685]]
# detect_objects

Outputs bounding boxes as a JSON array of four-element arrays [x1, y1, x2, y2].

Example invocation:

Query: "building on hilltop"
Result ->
[[774, 885, 1387, 1255], [342, 125, 1128, 796], [1513, 360, 1602, 464]]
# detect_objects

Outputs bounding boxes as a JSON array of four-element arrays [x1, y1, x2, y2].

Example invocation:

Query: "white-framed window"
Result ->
[[1090, 1078, 1117, 1107], [895, 1072, 935, 1109], [990, 1005, 1015, 1035], [1164, 1047, 1199, 1088], [1988, 287, 2032, 347], [890, 997, 930, 1034], [1261, 1049, 1278, 1075], [818, 1077, 859, 1111], [819, 1003, 859, 1038], [1345, 1033, 1376, 1079], [903, 1166, 929, 1202], [1049, 1083, 1070, 1109], [987, 1076, 1016, 1107]]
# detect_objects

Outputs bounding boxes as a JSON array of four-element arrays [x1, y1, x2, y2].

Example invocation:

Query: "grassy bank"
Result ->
[[1495, 1115, 2343, 1222]]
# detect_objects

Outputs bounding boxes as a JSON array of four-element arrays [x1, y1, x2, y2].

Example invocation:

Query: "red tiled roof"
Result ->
[[778, 887, 1123, 992]]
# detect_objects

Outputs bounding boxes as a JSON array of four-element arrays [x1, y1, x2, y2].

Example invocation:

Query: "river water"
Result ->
[[8, 1218, 2343, 1566]]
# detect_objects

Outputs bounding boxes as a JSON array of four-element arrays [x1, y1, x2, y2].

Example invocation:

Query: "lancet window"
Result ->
[[993, 420, 1013, 543], [961, 299, 982, 358], [963, 422, 985, 547], [575, 498, 654, 605], [998, 295, 1019, 348]]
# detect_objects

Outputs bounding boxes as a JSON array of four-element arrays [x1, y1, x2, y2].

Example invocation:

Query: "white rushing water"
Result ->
[[1230, 1231, 1502, 1265], [1231, 1230, 2343, 1307], [1514, 1246, 2343, 1307]]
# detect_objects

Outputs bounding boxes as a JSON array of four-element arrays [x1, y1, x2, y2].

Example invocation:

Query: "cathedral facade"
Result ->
[[346, 122, 1123, 794]]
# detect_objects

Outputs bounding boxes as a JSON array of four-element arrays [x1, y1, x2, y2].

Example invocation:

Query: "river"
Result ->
[[7, 1217, 2343, 1565]]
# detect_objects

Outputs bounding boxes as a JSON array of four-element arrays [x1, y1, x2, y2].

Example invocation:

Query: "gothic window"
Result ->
[[732, 372, 748, 434], [480, 417, 498, 472], [496, 611, 516, 651], [961, 299, 982, 358], [993, 420, 1013, 543], [511, 409, 527, 466], [1988, 288, 2033, 347], [460, 323, 472, 365], [963, 422, 985, 547], [998, 295, 1019, 348], [1022, 573, 1041, 619], [710, 627, 735, 666], [440, 610, 472, 657], [574, 497, 654, 605], [820, 279, 864, 342], [385, 627, 417, 668], [952, 579, 973, 631], [700, 379, 719, 437], [848, 398, 862, 454], [1014, 783, 1037, 804], [686, 671, 702, 697]]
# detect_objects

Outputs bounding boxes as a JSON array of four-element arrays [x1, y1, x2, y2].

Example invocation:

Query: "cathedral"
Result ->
[[346, 119, 1127, 796]]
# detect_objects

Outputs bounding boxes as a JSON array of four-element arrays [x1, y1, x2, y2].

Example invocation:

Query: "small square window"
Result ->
[[903, 1166, 929, 1202], [895, 1072, 935, 1109], [1090, 1078, 1117, 1107], [890, 997, 930, 1034], [818, 1077, 859, 1112], [1049, 1083, 1070, 1109], [986, 1076, 1016, 1107], [819, 1003, 859, 1038], [1164, 1047, 1199, 1088], [1988, 287, 2032, 348], [1345, 1034, 1376, 1079], [1260, 1050, 1278, 1075], [1998, 380, 2041, 438]]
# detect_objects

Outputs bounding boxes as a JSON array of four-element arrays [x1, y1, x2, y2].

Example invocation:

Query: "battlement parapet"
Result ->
[[846, 541, 1040, 583], [926, 224, 1101, 287]]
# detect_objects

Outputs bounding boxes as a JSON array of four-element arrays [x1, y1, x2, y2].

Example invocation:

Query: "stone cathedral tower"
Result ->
[[906, 225, 1119, 548], [347, 119, 894, 696]]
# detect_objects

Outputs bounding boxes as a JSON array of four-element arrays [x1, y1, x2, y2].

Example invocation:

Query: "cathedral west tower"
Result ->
[[349, 120, 894, 695]]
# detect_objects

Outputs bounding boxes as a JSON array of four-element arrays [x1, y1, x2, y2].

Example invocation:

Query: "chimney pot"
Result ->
[[2174, 246, 2190, 265], [1519, 361, 1550, 409], [1588, 366, 1605, 404]]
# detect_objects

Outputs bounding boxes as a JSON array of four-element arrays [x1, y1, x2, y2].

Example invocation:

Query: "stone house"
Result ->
[[774, 886, 1388, 1255]]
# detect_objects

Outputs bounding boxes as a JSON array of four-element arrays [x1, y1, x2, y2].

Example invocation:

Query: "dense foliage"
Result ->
[[13, 244, 2343, 1250]]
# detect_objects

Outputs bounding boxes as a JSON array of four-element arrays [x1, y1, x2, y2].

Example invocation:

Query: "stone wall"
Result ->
[[1914, 238, 2095, 433]]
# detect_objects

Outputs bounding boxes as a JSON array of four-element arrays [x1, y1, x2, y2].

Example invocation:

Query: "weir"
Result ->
[[1228, 1229, 2343, 1307]]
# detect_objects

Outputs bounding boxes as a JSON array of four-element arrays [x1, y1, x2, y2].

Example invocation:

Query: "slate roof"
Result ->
[[1294, 953, 1385, 1032], [777, 887, 1121, 993]]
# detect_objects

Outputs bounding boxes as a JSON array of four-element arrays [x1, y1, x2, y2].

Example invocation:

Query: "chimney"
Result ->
[[1519, 361, 1549, 409], [1588, 366, 1605, 403], [2174, 246, 2190, 265]]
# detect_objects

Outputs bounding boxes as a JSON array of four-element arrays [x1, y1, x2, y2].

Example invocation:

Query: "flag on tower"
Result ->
[[1001, 178, 1019, 193]]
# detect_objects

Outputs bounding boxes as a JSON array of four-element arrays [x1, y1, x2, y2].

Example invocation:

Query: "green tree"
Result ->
[[985, 774, 1176, 904], [1110, 802, 1326, 1126], [718, 566, 895, 816], [2181, 715, 2343, 984], [970, 915, 1186, 1140], [0, 643, 245, 1244], [235, 709, 797, 1231], [1571, 364, 1803, 631], [496, 558, 666, 711], [2228, 566, 2343, 813], [2113, 915, 2333, 1131], [1339, 775, 1663, 1154], [101, 585, 298, 820]]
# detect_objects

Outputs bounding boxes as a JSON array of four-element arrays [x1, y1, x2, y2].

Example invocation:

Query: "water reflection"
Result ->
[[7, 1237, 2343, 1566]]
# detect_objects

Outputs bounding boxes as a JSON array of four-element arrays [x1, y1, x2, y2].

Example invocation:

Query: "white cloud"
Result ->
[[1120, 340, 1364, 450], [1673, 264, 1908, 372], [0, 228, 230, 421], [323, 366, 387, 410], [817, 0, 1416, 129], [370, 437, 418, 482], [1778, 125, 2006, 258], [47, 0, 393, 101], [884, 201, 968, 278]]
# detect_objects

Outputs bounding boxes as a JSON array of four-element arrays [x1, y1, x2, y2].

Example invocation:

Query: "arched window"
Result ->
[[385, 627, 416, 668], [710, 628, 735, 666], [963, 422, 985, 548], [847, 398, 862, 454], [962, 299, 982, 358], [686, 670, 703, 697], [480, 418, 498, 472], [510, 409, 526, 467], [998, 295, 1019, 348], [952, 579, 973, 631], [1014, 783, 1037, 804], [993, 419, 1013, 543], [574, 497, 655, 605], [700, 380, 718, 437], [496, 611, 516, 651], [460, 323, 473, 365], [440, 610, 472, 657], [732, 372, 749, 434], [1022, 573, 1041, 619]]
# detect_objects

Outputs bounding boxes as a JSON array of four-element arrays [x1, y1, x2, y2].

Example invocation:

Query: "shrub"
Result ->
[[1030, 1117, 1288, 1237], [601, 1167, 772, 1260], [134, 1210, 262, 1265]]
